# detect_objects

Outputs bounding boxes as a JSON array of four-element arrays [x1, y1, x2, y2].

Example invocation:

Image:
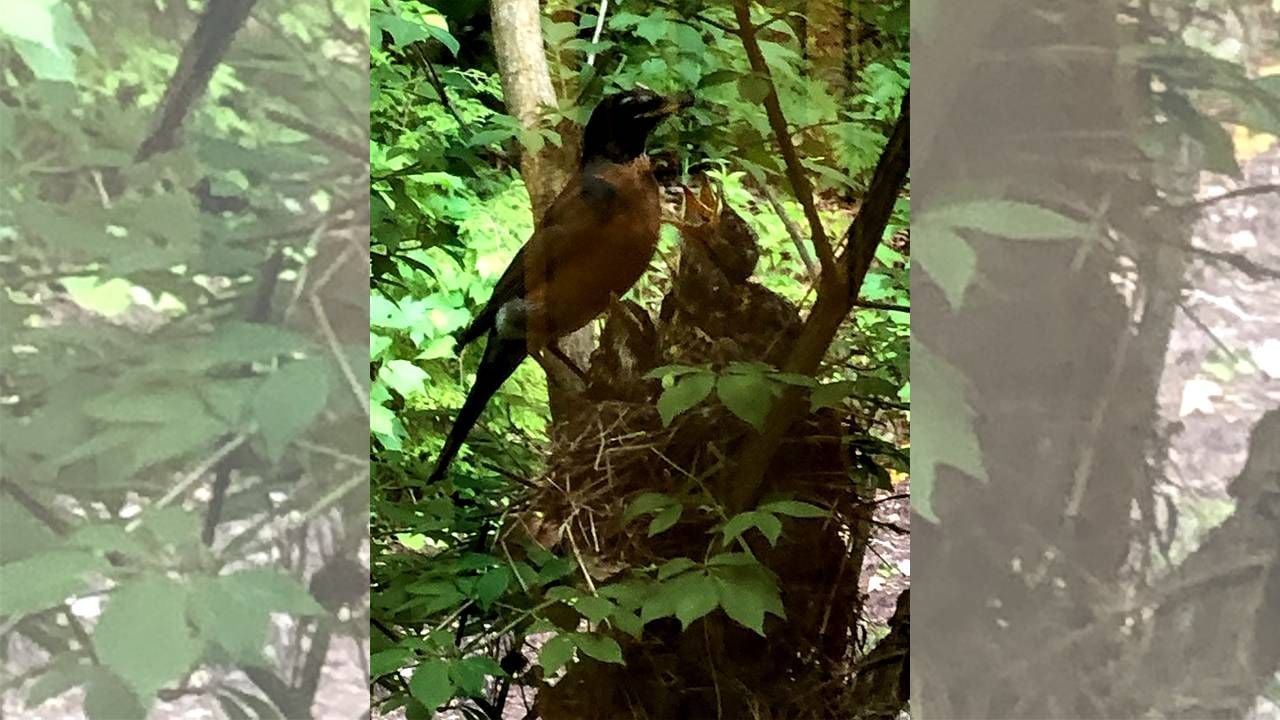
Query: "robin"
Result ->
[[428, 86, 691, 484]]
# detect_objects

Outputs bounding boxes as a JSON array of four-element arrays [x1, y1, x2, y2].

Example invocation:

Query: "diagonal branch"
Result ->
[[727, 96, 909, 514], [732, 0, 834, 276]]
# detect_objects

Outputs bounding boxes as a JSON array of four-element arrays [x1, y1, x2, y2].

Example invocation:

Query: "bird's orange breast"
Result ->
[[520, 157, 661, 349]]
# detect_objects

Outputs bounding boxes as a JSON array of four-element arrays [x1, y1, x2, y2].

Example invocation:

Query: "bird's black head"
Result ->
[[581, 86, 691, 166]]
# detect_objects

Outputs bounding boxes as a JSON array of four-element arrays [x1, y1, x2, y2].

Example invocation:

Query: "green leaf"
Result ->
[[251, 358, 331, 461], [424, 24, 461, 56], [473, 566, 511, 609], [656, 371, 714, 426], [218, 568, 325, 615], [711, 563, 785, 636], [25, 657, 94, 708], [451, 656, 502, 696], [380, 359, 428, 398], [200, 323, 314, 367], [699, 69, 738, 88], [720, 511, 783, 547], [409, 659, 453, 711], [623, 492, 677, 522], [0, 550, 105, 617], [59, 277, 133, 316], [137, 508, 199, 550], [1162, 91, 1241, 177], [672, 573, 719, 629], [67, 524, 148, 559], [0, 3, 57, 47], [538, 634, 576, 675], [632, 11, 670, 44], [706, 552, 756, 567], [647, 504, 683, 536], [928, 200, 1091, 241], [188, 576, 270, 666], [716, 374, 775, 431], [94, 575, 200, 699], [758, 500, 828, 519], [657, 557, 698, 581], [370, 648, 413, 678], [912, 340, 987, 522], [0, 500, 59, 563], [83, 670, 146, 720], [377, 14, 428, 46], [738, 74, 772, 103], [915, 220, 976, 309], [573, 595, 615, 624], [572, 633, 625, 664], [810, 380, 856, 411], [610, 609, 644, 639], [645, 364, 709, 380]]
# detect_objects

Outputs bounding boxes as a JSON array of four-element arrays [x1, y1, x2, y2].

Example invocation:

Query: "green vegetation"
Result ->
[[370, 1, 908, 717], [2, 2, 367, 717]]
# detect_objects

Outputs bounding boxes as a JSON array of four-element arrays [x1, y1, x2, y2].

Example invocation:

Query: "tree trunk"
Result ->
[[489, 0, 593, 411]]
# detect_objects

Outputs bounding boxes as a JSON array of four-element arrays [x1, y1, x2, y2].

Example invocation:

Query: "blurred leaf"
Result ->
[[83, 670, 145, 720], [94, 575, 200, 699], [251, 358, 331, 461], [0, 550, 105, 617], [913, 340, 987, 522]]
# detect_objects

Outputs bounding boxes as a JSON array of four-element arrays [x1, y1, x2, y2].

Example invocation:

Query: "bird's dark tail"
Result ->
[[427, 333, 527, 485]]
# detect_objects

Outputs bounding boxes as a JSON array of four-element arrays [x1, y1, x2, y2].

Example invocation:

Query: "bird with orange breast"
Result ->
[[427, 86, 691, 484]]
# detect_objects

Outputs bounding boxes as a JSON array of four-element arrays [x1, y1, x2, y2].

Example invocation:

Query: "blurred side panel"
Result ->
[[0, 1, 370, 717], [914, 0, 1280, 716]]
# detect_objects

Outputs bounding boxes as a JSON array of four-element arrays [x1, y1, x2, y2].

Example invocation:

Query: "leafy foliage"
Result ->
[[370, 0, 908, 716], [1, 1, 368, 717]]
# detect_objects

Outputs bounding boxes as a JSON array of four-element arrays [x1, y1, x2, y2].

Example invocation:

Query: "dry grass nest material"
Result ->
[[510, 395, 859, 572]]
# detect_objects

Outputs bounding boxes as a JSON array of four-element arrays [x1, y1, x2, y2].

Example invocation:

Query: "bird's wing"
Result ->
[[456, 171, 619, 348]]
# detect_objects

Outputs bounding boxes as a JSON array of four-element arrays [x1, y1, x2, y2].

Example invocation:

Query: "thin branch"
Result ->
[[1176, 300, 1250, 368], [414, 45, 468, 130], [760, 185, 818, 280], [586, 0, 611, 67], [0, 479, 71, 536], [264, 108, 366, 160], [1171, 183, 1280, 214], [854, 300, 909, 313], [731, 0, 833, 275], [844, 90, 910, 304]]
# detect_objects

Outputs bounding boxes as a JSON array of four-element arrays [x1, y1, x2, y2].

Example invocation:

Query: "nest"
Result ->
[[504, 183, 902, 719]]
